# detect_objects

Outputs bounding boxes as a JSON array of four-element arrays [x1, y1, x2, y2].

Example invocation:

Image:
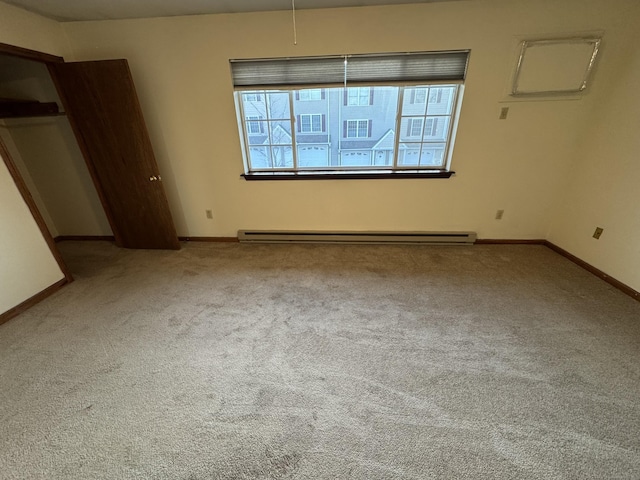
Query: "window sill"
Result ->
[[241, 170, 455, 181]]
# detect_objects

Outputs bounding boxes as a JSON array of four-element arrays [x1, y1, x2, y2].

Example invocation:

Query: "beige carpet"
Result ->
[[1, 241, 639, 479]]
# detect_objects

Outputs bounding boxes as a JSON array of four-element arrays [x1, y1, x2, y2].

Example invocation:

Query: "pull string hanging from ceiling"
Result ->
[[344, 56, 348, 89], [292, 0, 297, 45]]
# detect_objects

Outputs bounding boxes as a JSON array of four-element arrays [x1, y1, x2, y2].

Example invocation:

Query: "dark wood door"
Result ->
[[49, 60, 180, 250]]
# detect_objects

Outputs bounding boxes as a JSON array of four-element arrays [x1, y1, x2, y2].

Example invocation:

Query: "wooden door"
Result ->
[[49, 60, 180, 250]]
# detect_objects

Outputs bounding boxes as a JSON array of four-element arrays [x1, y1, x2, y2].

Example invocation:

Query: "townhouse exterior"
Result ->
[[240, 85, 456, 170]]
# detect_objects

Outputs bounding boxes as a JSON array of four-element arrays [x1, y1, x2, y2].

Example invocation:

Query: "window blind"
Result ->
[[230, 50, 469, 88]]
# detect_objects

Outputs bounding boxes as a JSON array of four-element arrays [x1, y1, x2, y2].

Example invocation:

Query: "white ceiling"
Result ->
[[2, 0, 462, 22]]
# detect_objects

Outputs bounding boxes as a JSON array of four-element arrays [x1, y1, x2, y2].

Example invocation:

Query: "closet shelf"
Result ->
[[0, 98, 61, 118]]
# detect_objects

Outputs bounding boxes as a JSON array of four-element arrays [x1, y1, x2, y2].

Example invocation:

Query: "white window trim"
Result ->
[[299, 89, 323, 101], [347, 87, 371, 106], [235, 85, 463, 174], [408, 118, 423, 137], [300, 113, 323, 133], [346, 119, 370, 138]]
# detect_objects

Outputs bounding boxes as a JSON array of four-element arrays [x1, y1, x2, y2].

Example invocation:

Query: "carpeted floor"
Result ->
[[1, 241, 639, 479]]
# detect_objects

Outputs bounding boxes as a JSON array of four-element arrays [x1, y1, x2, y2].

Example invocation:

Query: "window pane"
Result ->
[[420, 144, 446, 167], [399, 117, 424, 142], [427, 87, 456, 115], [269, 146, 293, 168], [248, 146, 270, 169], [359, 88, 370, 105], [298, 145, 329, 167], [347, 90, 358, 106], [312, 115, 322, 132], [265, 92, 290, 120], [423, 116, 450, 142], [301, 115, 312, 132], [398, 144, 421, 166], [357, 120, 368, 137], [346, 87, 372, 106], [299, 89, 322, 101], [243, 91, 267, 118], [268, 120, 292, 145], [341, 150, 372, 166], [402, 87, 428, 115]]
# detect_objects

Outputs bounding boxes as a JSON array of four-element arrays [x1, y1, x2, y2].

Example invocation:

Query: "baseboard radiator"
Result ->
[[237, 230, 477, 245]]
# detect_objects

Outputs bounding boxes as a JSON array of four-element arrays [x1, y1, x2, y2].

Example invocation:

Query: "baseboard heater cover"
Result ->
[[237, 230, 477, 245]]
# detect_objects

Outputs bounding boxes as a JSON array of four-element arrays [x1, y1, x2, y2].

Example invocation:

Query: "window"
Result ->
[[231, 50, 468, 177], [299, 114, 324, 133], [243, 91, 293, 169], [430, 88, 444, 104], [246, 115, 264, 134], [299, 89, 323, 101], [345, 119, 370, 138], [411, 88, 427, 104], [407, 118, 423, 137], [347, 87, 372, 106], [424, 118, 439, 137], [243, 93, 262, 102]]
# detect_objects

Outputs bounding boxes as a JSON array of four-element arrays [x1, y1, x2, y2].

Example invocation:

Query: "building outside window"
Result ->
[[243, 93, 262, 102], [299, 89, 323, 101], [345, 119, 370, 138], [246, 115, 263, 134], [299, 114, 324, 133], [346, 87, 372, 106]]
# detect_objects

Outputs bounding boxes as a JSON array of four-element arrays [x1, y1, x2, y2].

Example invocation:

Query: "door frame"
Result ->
[[0, 42, 73, 315]]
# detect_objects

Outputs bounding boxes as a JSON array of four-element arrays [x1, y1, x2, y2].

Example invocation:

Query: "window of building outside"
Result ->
[[231, 51, 468, 177], [299, 89, 323, 101], [347, 87, 372, 106], [300, 114, 323, 133], [245, 115, 263, 134]]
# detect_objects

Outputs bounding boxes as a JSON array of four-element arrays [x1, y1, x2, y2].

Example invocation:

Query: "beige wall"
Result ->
[[0, 1, 69, 57], [61, 0, 625, 240], [548, 1, 640, 292], [0, 156, 64, 313], [1, 117, 112, 236], [0, 123, 59, 236]]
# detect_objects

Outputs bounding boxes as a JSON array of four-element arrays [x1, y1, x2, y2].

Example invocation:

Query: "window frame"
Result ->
[[345, 119, 370, 138], [243, 93, 262, 102], [235, 84, 463, 176], [347, 87, 372, 106], [231, 50, 468, 179], [407, 117, 424, 137], [299, 113, 324, 133], [299, 89, 323, 101]]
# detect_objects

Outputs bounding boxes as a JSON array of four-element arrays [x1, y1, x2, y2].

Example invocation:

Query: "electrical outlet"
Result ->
[[593, 227, 603, 239], [495, 209, 504, 220], [499, 107, 509, 120], [206, 209, 213, 219]]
